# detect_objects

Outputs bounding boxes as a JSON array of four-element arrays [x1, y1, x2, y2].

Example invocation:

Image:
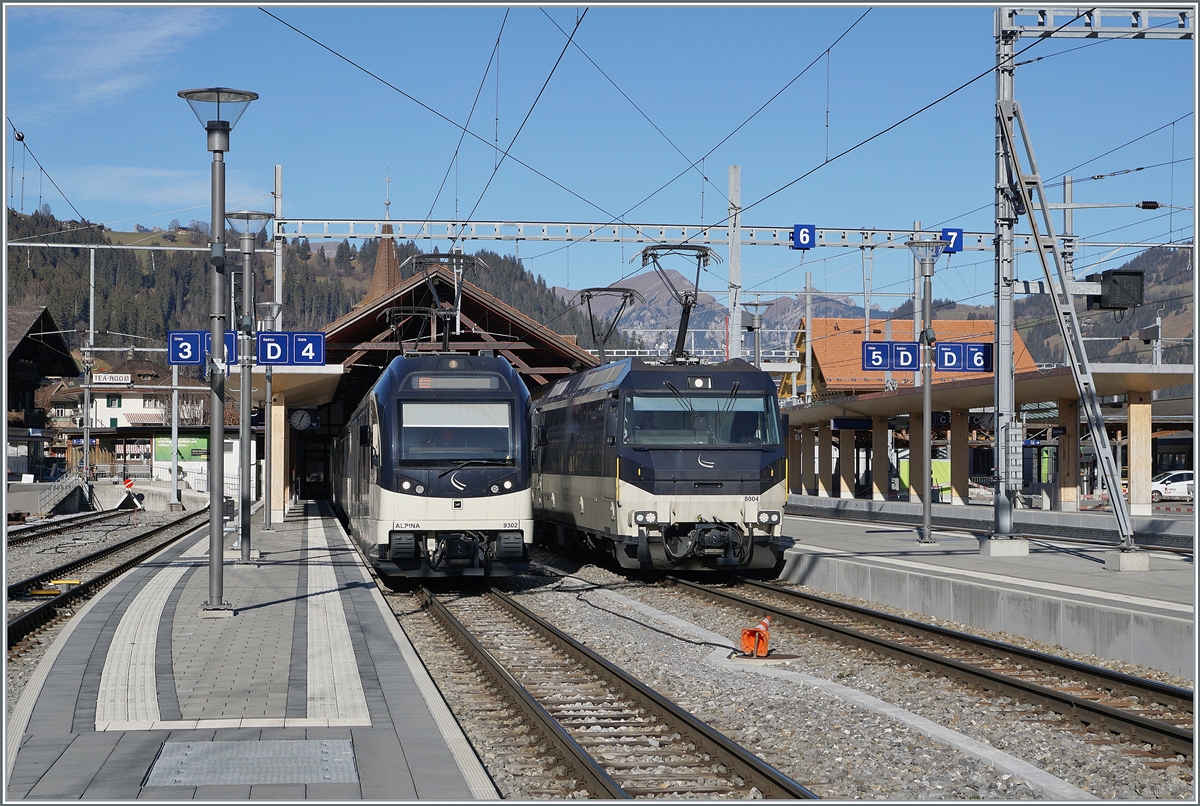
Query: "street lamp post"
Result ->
[[256, 301, 283, 532], [906, 238, 949, 545], [179, 87, 258, 616], [229, 211, 272, 562]]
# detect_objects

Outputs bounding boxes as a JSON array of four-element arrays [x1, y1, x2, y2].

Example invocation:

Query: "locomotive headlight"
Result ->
[[633, 510, 658, 525], [490, 484, 501, 494], [414, 484, 425, 495], [401, 480, 412, 491], [758, 510, 781, 524], [503, 480, 513, 490]]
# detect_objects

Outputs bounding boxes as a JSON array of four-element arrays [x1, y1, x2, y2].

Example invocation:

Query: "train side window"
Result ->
[[359, 424, 371, 447]]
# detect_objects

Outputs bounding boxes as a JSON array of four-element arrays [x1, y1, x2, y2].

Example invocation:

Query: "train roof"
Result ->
[[536, 357, 777, 407]]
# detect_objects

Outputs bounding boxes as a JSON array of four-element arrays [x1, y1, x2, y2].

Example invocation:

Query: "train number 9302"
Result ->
[[502, 522, 520, 529]]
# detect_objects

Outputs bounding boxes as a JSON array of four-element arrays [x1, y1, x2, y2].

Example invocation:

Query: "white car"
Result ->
[[1150, 470, 1194, 503]]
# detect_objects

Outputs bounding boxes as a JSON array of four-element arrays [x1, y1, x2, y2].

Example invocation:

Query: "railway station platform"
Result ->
[[5, 502, 497, 800], [779, 501, 1195, 681]]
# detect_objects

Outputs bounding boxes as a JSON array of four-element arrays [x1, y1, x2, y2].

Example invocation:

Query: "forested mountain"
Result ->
[[5, 209, 628, 374]]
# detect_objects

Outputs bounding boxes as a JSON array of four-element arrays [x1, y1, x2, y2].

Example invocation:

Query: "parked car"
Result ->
[[1150, 470, 1194, 503]]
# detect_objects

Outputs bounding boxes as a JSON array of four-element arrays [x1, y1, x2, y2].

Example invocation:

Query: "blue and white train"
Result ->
[[334, 353, 532, 578]]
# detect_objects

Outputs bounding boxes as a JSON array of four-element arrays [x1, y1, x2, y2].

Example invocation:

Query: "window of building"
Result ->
[[110, 418, 118, 428], [106, 395, 121, 408], [143, 394, 165, 408]]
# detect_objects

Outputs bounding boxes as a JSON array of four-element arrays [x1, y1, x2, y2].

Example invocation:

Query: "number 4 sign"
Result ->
[[292, 333, 325, 365]]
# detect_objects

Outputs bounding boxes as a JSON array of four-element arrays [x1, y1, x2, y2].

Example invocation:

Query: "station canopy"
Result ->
[[322, 250, 598, 408]]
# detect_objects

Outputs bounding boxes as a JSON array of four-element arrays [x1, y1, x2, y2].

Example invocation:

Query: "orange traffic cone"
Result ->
[[740, 615, 771, 657]]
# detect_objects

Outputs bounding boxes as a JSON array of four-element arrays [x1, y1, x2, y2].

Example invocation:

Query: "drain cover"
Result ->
[[145, 739, 358, 786]]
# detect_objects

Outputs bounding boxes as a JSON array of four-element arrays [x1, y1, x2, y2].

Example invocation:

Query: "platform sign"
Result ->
[[940, 228, 964, 254], [256, 332, 291, 365], [862, 341, 920, 372], [891, 342, 919, 372], [790, 224, 816, 250], [202, 331, 238, 363], [935, 343, 965, 371], [167, 331, 204, 365], [935, 342, 992, 372], [965, 343, 993, 372], [861, 342, 891, 370], [292, 332, 326, 366]]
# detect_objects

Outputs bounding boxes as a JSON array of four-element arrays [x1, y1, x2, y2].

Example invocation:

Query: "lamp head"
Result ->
[[227, 210, 273, 237], [905, 238, 950, 263], [178, 87, 258, 130]]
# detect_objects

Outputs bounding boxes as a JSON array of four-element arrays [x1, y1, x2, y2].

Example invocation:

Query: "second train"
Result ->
[[531, 357, 786, 571]]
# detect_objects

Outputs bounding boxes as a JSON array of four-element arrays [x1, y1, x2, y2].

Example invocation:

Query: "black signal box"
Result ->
[[1085, 269, 1144, 311]]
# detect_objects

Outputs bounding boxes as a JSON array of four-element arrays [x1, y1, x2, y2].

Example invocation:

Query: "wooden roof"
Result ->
[[322, 259, 598, 394], [792, 317, 1038, 398]]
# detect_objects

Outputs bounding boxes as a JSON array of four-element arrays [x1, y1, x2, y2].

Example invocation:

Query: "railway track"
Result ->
[[7, 509, 208, 652], [418, 585, 818, 799], [6, 509, 133, 548], [671, 576, 1193, 759]]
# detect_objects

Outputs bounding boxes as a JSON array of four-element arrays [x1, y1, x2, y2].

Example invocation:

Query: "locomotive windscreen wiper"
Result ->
[[716, 381, 740, 432], [662, 381, 695, 415], [437, 458, 513, 477]]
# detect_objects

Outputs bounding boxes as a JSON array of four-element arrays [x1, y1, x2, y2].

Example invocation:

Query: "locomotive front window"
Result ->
[[624, 394, 780, 446], [400, 402, 514, 463]]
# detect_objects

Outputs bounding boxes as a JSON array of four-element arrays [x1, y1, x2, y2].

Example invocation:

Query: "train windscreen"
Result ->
[[623, 393, 780, 446], [400, 402, 514, 462]]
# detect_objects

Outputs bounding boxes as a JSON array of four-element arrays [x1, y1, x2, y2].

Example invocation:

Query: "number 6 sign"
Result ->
[[790, 224, 816, 250]]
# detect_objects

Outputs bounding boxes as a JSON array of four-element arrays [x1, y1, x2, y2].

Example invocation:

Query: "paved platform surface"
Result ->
[[6, 501, 497, 800], [778, 512, 1194, 680]]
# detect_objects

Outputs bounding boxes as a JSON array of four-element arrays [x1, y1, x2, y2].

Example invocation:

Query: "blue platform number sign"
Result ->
[[935, 343, 965, 371], [202, 331, 238, 363], [965, 343, 993, 372], [167, 331, 203, 365], [862, 342, 891, 371], [292, 332, 326, 366], [790, 224, 816, 250], [891, 342, 920, 371], [256, 332, 291, 365], [940, 228, 964, 254]]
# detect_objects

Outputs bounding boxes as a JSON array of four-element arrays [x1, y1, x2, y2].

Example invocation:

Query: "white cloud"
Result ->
[[56, 164, 269, 228], [8, 7, 224, 123]]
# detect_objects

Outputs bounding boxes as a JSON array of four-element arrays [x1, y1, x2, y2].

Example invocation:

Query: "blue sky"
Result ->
[[4, 4, 1195, 313]]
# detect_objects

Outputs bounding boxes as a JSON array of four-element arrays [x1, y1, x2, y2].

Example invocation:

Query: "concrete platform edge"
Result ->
[[778, 549, 1194, 679], [332, 518, 499, 800]]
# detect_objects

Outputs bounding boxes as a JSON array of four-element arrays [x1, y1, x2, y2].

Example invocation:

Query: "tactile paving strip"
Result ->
[[144, 739, 358, 786]]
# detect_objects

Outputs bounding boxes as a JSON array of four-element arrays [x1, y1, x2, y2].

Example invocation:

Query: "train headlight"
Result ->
[[490, 484, 500, 494], [414, 484, 425, 495], [633, 510, 658, 525], [757, 510, 781, 525], [401, 480, 412, 491], [503, 479, 513, 490]]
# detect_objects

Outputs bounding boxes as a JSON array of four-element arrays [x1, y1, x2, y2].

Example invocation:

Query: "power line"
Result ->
[[452, 9, 589, 248], [260, 7, 625, 225]]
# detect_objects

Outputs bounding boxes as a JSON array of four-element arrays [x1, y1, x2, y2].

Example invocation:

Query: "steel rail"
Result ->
[[7, 511, 205, 599], [6, 510, 132, 548], [490, 588, 820, 798], [7, 510, 208, 650], [416, 587, 629, 799], [669, 576, 1192, 757]]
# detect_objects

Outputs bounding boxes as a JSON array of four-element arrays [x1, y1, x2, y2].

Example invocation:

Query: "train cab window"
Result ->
[[624, 393, 780, 446], [399, 401, 514, 463]]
